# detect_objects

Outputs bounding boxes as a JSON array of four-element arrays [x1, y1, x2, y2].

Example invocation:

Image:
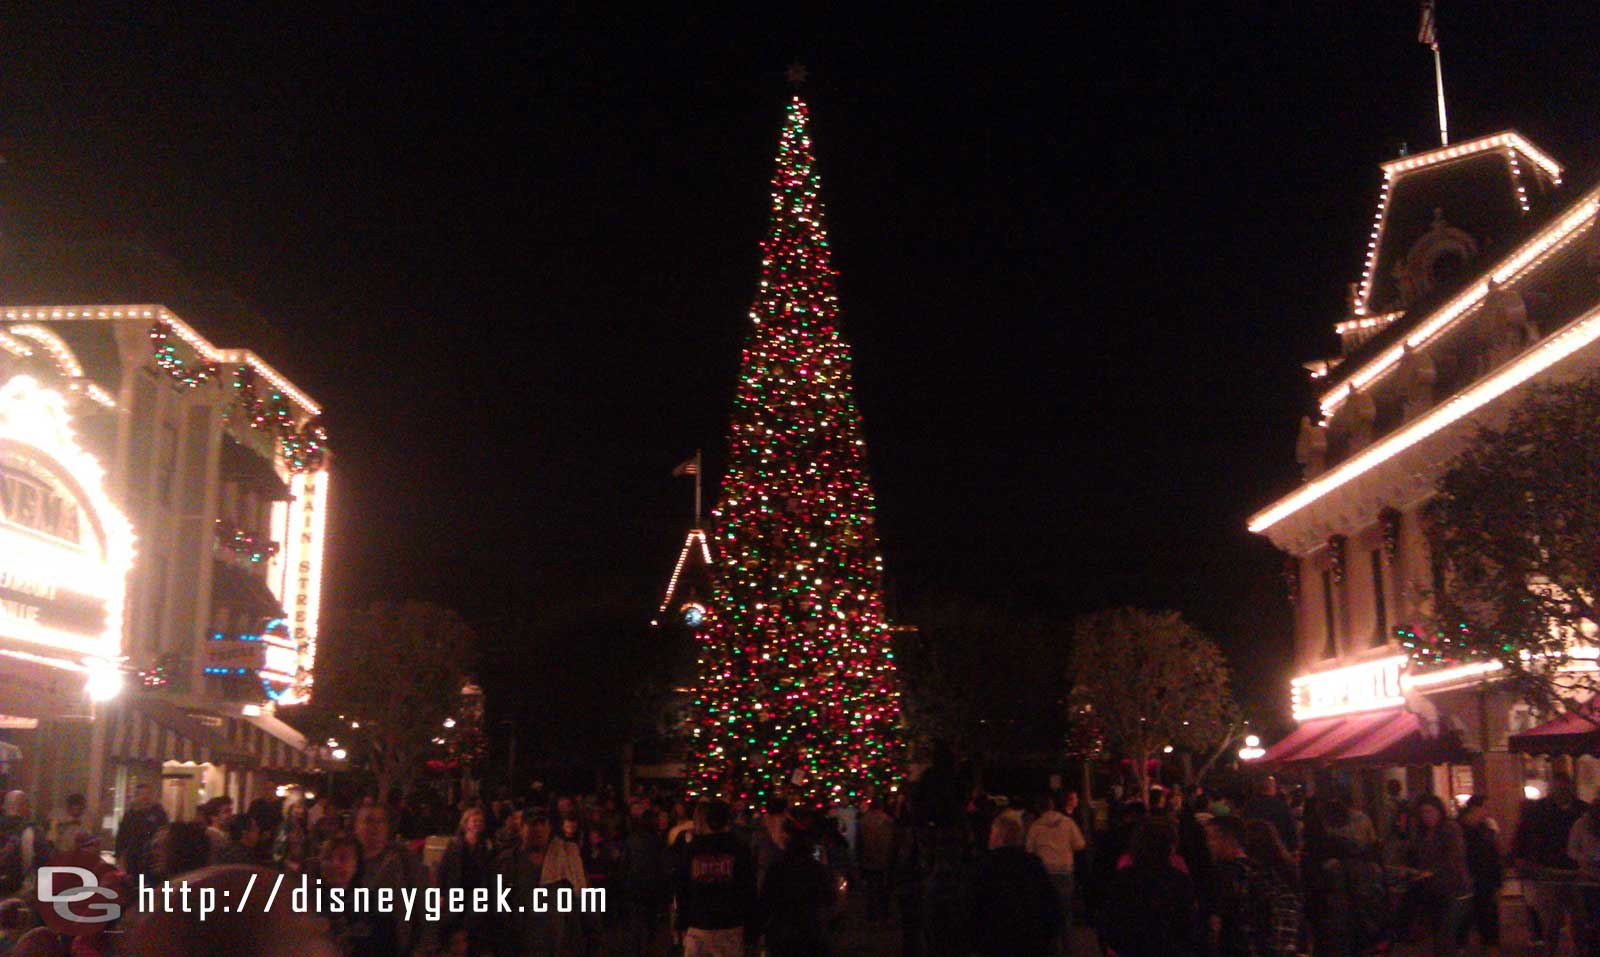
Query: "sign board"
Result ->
[[268, 471, 327, 705], [0, 376, 134, 663], [0, 653, 88, 719], [201, 639, 267, 674], [1291, 655, 1407, 720]]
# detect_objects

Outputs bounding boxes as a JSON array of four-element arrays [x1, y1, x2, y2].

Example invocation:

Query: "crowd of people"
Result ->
[[0, 764, 1594, 955]]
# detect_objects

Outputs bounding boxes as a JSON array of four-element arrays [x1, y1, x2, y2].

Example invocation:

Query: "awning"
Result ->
[[1259, 715, 1350, 764], [1262, 707, 1472, 768], [1508, 705, 1600, 757], [104, 697, 256, 767], [231, 714, 315, 774]]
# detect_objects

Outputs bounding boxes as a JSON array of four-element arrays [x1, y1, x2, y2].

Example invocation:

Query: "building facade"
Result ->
[[0, 300, 328, 830], [1252, 131, 1600, 829]]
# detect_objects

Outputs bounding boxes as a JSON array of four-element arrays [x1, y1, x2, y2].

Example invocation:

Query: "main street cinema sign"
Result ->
[[0, 376, 134, 664]]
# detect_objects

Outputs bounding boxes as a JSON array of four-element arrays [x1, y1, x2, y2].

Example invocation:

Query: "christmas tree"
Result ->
[[687, 95, 903, 809]]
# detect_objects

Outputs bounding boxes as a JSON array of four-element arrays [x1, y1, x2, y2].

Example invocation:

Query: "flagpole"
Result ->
[[1432, 44, 1449, 146], [693, 449, 703, 528]]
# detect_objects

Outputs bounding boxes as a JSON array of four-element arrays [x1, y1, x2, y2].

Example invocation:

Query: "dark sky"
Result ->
[[4, 2, 1600, 720]]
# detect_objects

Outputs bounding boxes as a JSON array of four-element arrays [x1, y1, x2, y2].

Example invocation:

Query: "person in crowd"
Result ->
[[355, 802, 425, 956], [196, 796, 234, 863], [497, 810, 555, 957], [618, 803, 670, 957], [856, 797, 894, 924], [1025, 789, 1086, 943], [1302, 792, 1383, 957], [126, 864, 340, 957], [0, 897, 32, 954], [11, 928, 66, 957], [248, 797, 285, 846], [216, 812, 265, 866], [814, 814, 850, 893], [754, 817, 836, 957], [1102, 818, 1201, 957], [275, 801, 312, 873], [1243, 776, 1298, 855], [494, 808, 524, 852], [967, 810, 1061, 957], [674, 800, 755, 957], [1380, 779, 1411, 864], [1087, 797, 1145, 934], [754, 797, 790, 893], [310, 833, 394, 957], [1516, 772, 1588, 957], [585, 811, 624, 904], [544, 813, 592, 957], [1456, 795, 1501, 955], [0, 791, 44, 895], [890, 796, 931, 957], [1568, 791, 1600, 957], [1243, 818, 1299, 890], [1206, 814, 1301, 957], [988, 800, 1026, 851], [47, 793, 89, 854], [1167, 787, 1214, 914], [436, 806, 497, 957], [1401, 794, 1468, 957], [116, 782, 169, 881], [152, 821, 212, 883]]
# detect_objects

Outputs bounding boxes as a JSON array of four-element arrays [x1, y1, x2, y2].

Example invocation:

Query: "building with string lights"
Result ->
[[634, 454, 714, 785], [1251, 131, 1600, 829], [0, 241, 327, 828]]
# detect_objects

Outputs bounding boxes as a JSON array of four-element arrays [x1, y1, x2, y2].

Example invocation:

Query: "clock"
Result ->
[[682, 603, 706, 628]]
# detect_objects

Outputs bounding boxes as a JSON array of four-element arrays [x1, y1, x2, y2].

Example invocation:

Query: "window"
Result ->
[[1321, 569, 1338, 659], [1370, 549, 1388, 645]]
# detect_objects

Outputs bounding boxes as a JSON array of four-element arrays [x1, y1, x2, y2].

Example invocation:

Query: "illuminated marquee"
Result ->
[[0, 376, 134, 664], [269, 469, 327, 705], [1291, 655, 1406, 720]]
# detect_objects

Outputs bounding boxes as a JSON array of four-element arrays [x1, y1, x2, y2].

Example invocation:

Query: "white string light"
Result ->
[[1352, 133, 1562, 318], [1, 305, 322, 414], [1322, 195, 1600, 416], [658, 528, 711, 613], [1253, 298, 1600, 533]]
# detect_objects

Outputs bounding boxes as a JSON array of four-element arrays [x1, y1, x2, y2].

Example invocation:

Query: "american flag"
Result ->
[[1418, 0, 1438, 50], [672, 455, 699, 477]]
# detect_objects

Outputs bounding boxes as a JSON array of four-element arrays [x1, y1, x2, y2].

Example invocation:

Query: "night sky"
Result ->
[[3, 3, 1600, 724]]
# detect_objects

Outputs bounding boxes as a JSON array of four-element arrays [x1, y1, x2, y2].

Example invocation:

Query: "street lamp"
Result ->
[[86, 665, 123, 703]]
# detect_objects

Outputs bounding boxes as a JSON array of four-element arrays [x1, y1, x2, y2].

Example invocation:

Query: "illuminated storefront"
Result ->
[[0, 373, 135, 801], [1251, 131, 1600, 828], [0, 296, 329, 825]]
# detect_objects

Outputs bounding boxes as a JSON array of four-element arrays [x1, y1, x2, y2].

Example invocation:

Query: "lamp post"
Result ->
[[84, 662, 125, 834]]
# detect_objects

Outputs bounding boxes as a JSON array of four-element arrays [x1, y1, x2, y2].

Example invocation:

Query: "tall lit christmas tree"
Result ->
[[687, 94, 903, 809]]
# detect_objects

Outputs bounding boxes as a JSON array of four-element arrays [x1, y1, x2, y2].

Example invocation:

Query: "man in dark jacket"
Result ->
[[1242, 776, 1298, 854], [970, 812, 1063, 957], [756, 817, 837, 957], [115, 782, 169, 880], [1515, 773, 1588, 956], [675, 800, 755, 957]]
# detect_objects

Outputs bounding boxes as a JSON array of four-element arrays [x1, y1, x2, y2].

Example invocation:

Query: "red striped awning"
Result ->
[[1261, 707, 1471, 768], [1508, 705, 1600, 757]]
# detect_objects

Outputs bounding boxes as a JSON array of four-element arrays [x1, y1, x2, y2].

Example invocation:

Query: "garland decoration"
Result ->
[[150, 322, 218, 388]]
